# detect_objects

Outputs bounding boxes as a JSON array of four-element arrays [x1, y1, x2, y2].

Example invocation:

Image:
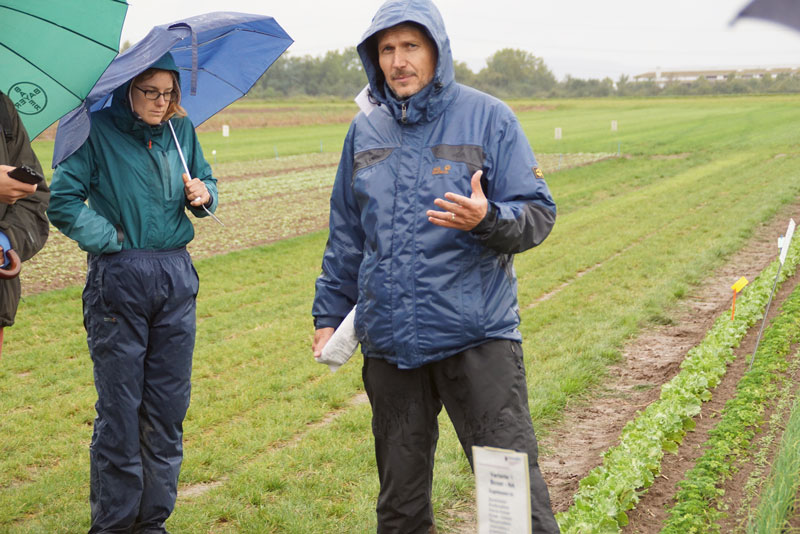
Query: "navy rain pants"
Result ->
[[83, 248, 198, 533], [363, 339, 560, 534]]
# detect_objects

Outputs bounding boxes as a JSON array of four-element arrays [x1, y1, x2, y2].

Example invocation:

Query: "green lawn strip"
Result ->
[[211, 152, 339, 179], [196, 122, 349, 163], [660, 285, 800, 533], [166, 400, 473, 533], [0, 401, 471, 533], [220, 166, 335, 203], [747, 393, 800, 534], [554, 235, 800, 533], [515, 150, 762, 309], [0, 235, 365, 518], [543, 154, 703, 217], [517, 96, 800, 157]]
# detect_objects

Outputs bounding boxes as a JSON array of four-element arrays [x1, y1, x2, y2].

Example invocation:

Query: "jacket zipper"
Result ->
[[401, 102, 407, 124]]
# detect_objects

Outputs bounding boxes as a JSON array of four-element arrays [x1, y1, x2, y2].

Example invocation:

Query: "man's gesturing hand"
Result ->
[[427, 170, 487, 231]]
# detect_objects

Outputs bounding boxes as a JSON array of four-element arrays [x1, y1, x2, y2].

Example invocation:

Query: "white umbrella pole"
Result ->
[[168, 120, 224, 227]]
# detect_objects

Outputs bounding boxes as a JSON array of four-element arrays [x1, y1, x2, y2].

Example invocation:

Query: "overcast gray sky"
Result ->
[[120, 0, 800, 81]]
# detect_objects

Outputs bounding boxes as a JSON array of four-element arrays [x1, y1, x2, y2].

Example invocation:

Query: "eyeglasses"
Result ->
[[134, 85, 175, 102]]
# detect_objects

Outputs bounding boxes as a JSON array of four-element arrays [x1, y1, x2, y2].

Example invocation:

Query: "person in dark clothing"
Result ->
[[0, 91, 50, 349], [311, 1, 560, 532], [48, 53, 218, 534]]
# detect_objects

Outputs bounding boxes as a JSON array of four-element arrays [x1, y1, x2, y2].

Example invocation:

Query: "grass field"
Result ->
[[2, 95, 800, 532]]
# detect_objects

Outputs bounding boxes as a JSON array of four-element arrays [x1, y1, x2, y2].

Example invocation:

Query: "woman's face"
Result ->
[[130, 70, 174, 126]]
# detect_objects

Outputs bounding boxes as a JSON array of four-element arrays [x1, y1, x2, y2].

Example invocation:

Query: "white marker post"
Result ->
[[222, 124, 230, 137], [611, 120, 618, 131], [749, 218, 795, 370], [473, 446, 531, 534], [555, 128, 562, 170]]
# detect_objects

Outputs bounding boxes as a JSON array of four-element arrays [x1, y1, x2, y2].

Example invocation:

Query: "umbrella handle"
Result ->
[[0, 249, 21, 279]]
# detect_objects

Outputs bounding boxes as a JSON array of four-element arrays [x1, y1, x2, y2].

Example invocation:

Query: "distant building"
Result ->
[[633, 67, 799, 87]]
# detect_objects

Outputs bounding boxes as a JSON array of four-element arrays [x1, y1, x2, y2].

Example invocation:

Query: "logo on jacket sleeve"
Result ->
[[533, 167, 544, 179], [432, 165, 451, 175]]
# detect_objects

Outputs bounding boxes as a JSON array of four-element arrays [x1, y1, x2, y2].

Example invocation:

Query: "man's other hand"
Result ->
[[313, 327, 335, 359]]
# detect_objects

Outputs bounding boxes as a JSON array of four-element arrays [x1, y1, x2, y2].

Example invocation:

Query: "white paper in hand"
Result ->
[[317, 306, 359, 372]]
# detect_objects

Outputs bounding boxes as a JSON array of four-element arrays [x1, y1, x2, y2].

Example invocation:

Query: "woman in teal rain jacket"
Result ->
[[48, 52, 218, 533]]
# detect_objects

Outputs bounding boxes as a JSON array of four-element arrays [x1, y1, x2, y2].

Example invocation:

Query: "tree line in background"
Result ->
[[246, 47, 800, 100]]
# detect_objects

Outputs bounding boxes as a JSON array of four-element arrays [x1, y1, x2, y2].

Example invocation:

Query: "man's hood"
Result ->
[[356, 0, 455, 113]]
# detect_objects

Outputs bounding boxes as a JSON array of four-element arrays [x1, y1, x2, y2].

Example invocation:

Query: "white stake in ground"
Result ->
[[749, 218, 795, 370], [168, 120, 224, 227]]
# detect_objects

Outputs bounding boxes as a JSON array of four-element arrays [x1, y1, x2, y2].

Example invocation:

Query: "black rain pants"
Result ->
[[83, 248, 198, 533], [363, 339, 560, 534]]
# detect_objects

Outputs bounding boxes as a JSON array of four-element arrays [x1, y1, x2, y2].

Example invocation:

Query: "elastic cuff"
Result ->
[[471, 201, 497, 237], [314, 315, 344, 330]]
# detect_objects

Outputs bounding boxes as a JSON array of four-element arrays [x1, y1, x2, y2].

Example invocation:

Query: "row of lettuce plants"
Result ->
[[556, 237, 800, 533], [660, 281, 800, 532]]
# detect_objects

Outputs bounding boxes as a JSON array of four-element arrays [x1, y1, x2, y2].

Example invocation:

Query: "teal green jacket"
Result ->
[[48, 84, 218, 254]]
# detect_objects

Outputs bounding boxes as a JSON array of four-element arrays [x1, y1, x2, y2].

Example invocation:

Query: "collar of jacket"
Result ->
[[380, 77, 457, 125], [109, 81, 166, 145]]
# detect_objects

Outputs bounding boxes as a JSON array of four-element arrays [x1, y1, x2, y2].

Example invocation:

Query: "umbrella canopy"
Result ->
[[53, 12, 293, 167], [733, 0, 800, 33], [0, 0, 128, 139]]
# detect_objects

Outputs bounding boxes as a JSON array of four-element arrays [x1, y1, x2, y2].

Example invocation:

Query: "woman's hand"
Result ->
[[182, 173, 210, 207]]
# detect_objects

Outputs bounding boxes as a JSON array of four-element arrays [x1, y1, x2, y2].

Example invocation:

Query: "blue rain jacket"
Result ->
[[313, 0, 556, 369], [48, 53, 218, 254]]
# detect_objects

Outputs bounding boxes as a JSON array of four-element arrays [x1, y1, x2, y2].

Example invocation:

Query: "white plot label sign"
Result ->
[[473, 446, 531, 534], [779, 219, 795, 265]]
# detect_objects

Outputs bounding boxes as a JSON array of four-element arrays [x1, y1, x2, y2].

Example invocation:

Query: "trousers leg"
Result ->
[[135, 251, 198, 532], [434, 340, 560, 534], [84, 256, 149, 533], [363, 357, 442, 534]]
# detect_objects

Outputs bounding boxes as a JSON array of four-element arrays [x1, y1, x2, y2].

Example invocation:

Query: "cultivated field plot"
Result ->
[[3, 95, 800, 533]]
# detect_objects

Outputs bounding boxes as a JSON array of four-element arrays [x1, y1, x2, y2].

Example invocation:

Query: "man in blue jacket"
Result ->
[[312, 1, 559, 532]]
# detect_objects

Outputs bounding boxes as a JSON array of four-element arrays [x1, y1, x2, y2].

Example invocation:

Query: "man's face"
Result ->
[[377, 24, 436, 99]]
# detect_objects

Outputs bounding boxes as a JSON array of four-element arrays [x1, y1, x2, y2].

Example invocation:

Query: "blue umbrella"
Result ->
[[732, 0, 800, 33], [52, 11, 293, 167]]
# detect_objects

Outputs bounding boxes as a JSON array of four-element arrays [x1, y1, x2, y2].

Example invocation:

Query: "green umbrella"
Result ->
[[0, 0, 128, 139]]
